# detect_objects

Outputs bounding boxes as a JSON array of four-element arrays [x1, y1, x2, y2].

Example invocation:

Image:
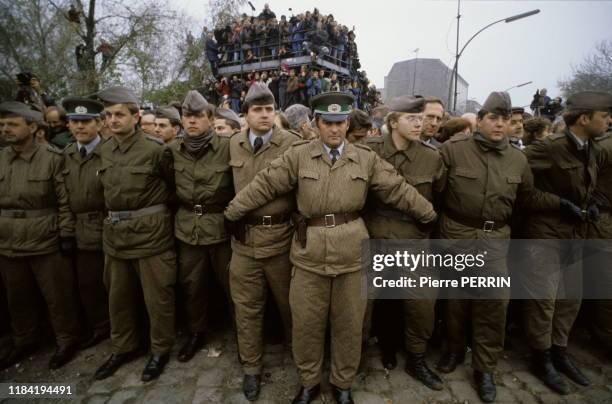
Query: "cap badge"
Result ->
[[75, 106, 88, 114], [328, 104, 341, 113]]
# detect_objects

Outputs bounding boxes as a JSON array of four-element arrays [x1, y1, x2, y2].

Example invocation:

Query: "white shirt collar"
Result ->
[[77, 135, 101, 155], [249, 129, 273, 148], [569, 130, 587, 149], [322, 141, 345, 160]]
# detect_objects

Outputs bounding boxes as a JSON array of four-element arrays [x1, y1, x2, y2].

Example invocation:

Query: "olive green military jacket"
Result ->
[[229, 126, 300, 259], [170, 133, 234, 245], [97, 130, 174, 259], [364, 134, 446, 239], [51, 131, 75, 149], [524, 129, 598, 239], [0, 143, 73, 256], [588, 132, 612, 238], [439, 134, 560, 239], [63, 138, 106, 251], [225, 139, 436, 276]]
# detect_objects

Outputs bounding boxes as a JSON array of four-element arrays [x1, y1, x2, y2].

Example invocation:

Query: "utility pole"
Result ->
[[412, 48, 419, 95]]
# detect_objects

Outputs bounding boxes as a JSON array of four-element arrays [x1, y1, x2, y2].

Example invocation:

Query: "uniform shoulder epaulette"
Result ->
[[145, 134, 164, 145], [366, 136, 383, 144], [46, 144, 63, 154], [449, 133, 470, 142], [287, 129, 303, 139], [291, 139, 311, 148], [419, 139, 438, 150], [353, 143, 374, 152]]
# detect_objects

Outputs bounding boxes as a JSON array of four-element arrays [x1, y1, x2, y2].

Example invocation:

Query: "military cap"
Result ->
[[154, 106, 181, 122], [388, 95, 425, 113], [0, 101, 43, 123], [182, 90, 208, 113], [244, 82, 275, 105], [310, 91, 354, 122], [566, 91, 612, 112], [215, 107, 241, 126], [511, 106, 525, 115], [481, 91, 512, 115], [62, 97, 104, 120], [95, 85, 139, 105]]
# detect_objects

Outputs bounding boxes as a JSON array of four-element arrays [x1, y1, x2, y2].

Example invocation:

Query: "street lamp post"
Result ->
[[448, 7, 540, 113], [412, 48, 419, 95]]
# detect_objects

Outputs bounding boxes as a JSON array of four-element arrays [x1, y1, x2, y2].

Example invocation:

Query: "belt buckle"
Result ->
[[483, 220, 494, 232], [324, 214, 336, 228], [194, 204, 204, 216], [108, 212, 120, 224], [262, 215, 272, 227]]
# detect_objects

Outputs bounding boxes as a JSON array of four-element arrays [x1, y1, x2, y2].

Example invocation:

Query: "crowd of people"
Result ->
[[205, 4, 360, 74], [2, 55, 612, 404]]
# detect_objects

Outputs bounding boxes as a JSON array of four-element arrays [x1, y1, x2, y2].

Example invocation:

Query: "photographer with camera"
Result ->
[[15, 72, 55, 112]]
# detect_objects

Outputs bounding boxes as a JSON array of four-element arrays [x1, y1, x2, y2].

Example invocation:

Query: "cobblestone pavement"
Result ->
[[1, 326, 612, 404]]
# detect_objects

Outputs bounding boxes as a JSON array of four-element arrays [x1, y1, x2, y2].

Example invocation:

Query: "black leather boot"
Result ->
[[473, 370, 496, 403], [530, 349, 571, 395], [49, 344, 79, 370], [291, 384, 320, 404], [177, 333, 206, 362], [141, 353, 169, 382], [551, 345, 590, 386], [436, 351, 465, 374], [405, 352, 443, 390], [94, 349, 142, 380], [243, 374, 261, 401], [330, 384, 354, 404]]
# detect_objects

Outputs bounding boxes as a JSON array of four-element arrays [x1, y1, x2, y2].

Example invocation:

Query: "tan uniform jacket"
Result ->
[[63, 138, 106, 251], [440, 134, 560, 239], [225, 139, 436, 276], [365, 134, 446, 238], [524, 129, 598, 239], [97, 130, 174, 258], [170, 133, 234, 245], [590, 132, 612, 238], [229, 127, 300, 258], [0, 143, 73, 256]]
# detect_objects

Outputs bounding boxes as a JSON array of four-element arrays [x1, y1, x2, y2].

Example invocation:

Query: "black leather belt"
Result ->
[[307, 212, 360, 228], [182, 203, 224, 216], [244, 213, 291, 226], [445, 210, 506, 232]]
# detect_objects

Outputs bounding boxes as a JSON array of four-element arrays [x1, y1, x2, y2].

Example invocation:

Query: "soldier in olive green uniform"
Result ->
[[170, 90, 234, 362], [0, 102, 80, 370], [588, 128, 612, 358], [93, 86, 177, 382], [228, 83, 299, 401], [61, 97, 110, 348], [364, 95, 446, 390], [523, 91, 612, 395], [436, 92, 561, 403], [225, 92, 437, 404]]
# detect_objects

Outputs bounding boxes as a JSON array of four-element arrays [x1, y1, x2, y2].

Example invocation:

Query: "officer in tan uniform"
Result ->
[[228, 83, 299, 401], [170, 90, 234, 362], [0, 101, 80, 370], [364, 95, 446, 390], [588, 124, 612, 360], [214, 107, 241, 137], [225, 92, 437, 404], [61, 97, 109, 349], [523, 91, 612, 395], [436, 92, 562, 402], [92, 86, 177, 382]]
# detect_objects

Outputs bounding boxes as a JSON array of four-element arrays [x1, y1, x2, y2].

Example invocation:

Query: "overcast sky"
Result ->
[[176, 0, 611, 108]]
